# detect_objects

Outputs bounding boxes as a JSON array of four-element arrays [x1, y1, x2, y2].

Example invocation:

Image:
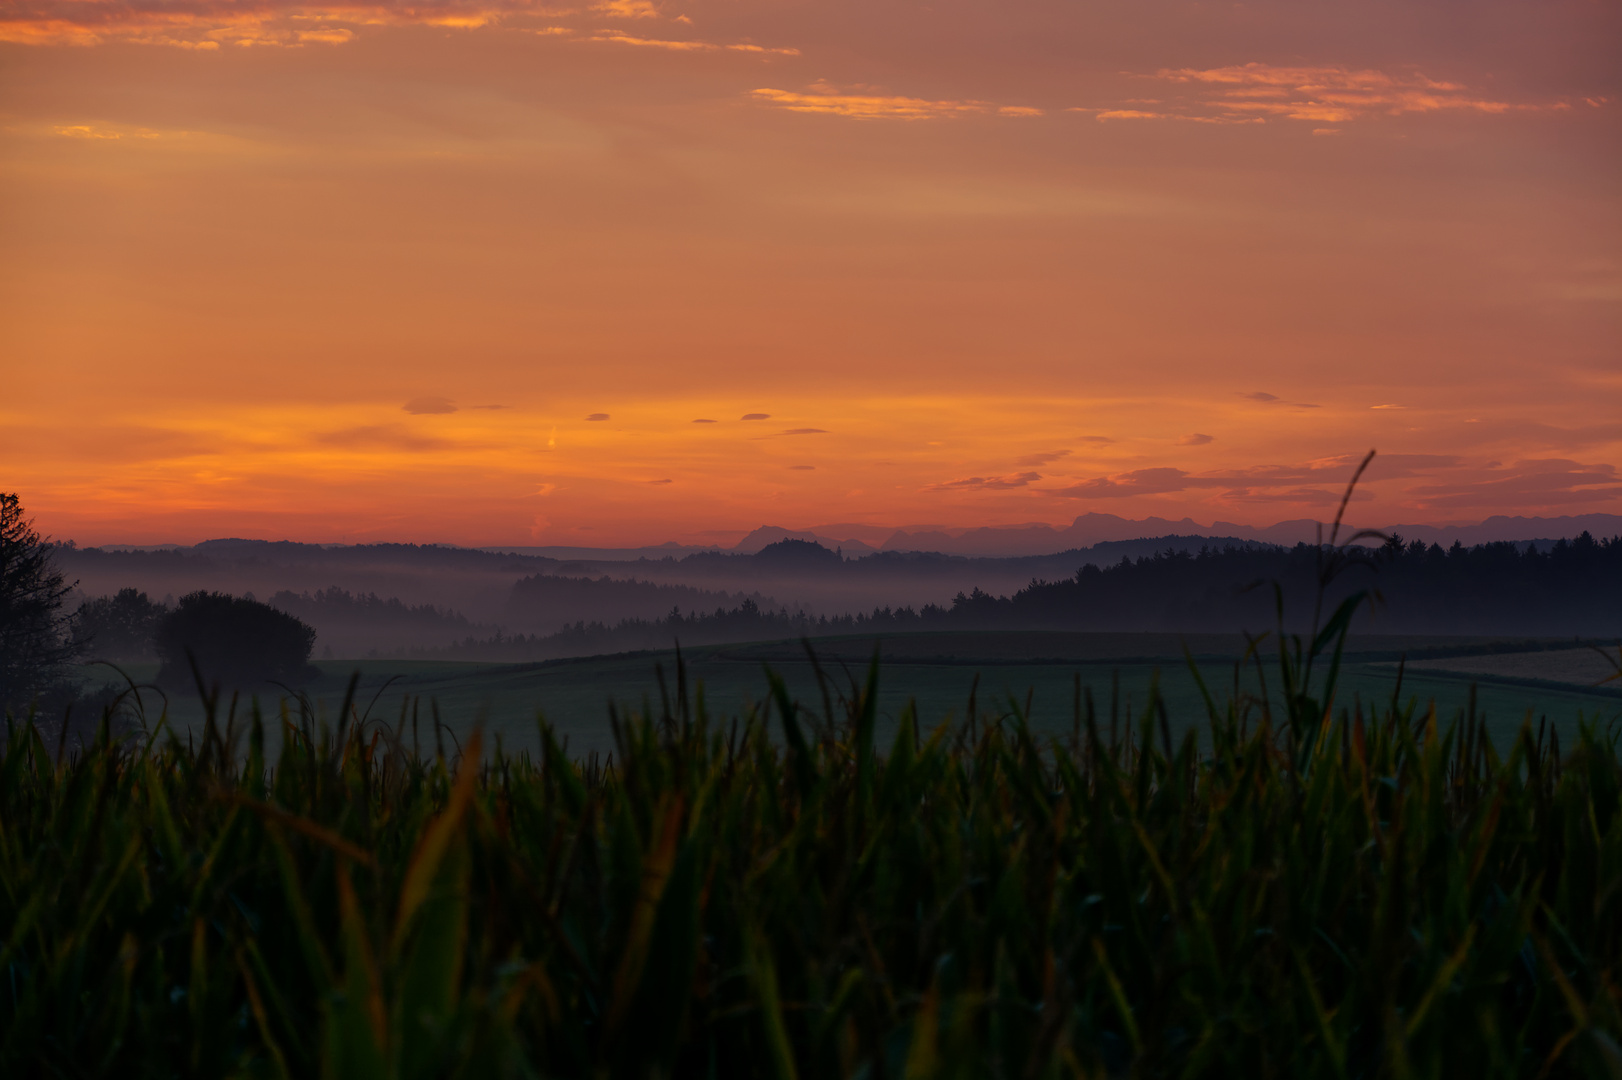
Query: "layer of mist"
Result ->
[[55, 521, 1622, 663]]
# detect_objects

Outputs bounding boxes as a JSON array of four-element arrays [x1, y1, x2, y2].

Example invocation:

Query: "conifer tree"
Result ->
[[0, 493, 78, 713]]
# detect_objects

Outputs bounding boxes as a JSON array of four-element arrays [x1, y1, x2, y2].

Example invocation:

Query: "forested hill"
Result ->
[[418, 534, 1622, 660], [957, 533, 1622, 637]]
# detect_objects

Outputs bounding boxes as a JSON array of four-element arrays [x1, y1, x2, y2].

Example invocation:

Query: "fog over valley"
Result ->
[[56, 512, 1622, 660]]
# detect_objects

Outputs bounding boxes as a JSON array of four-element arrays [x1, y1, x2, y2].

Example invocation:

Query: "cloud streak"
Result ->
[[1047, 454, 1621, 512], [1, 1, 541, 47], [1405, 460, 1622, 510], [0, 0, 798, 52], [1015, 449, 1071, 467], [1055, 458, 1429, 500], [926, 471, 1043, 492], [586, 31, 797, 55], [750, 84, 1038, 121], [1086, 62, 1558, 128], [1241, 390, 1321, 409]]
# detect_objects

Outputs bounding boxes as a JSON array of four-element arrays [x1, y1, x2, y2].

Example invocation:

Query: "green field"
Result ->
[[12, 626, 1622, 1075], [84, 631, 1621, 758]]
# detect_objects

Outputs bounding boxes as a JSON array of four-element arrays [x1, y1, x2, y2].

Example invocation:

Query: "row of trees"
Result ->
[[407, 533, 1622, 660], [1, 494, 318, 714], [411, 596, 950, 661], [972, 532, 1622, 636]]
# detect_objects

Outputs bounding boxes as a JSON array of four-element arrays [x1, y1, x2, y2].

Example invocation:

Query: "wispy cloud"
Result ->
[[54, 124, 163, 140], [1055, 466, 1192, 498], [741, 413, 770, 421], [1056, 458, 1398, 499], [751, 83, 1038, 121], [1242, 390, 1321, 409], [1221, 486, 1346, 505], [1015, 449, 1071, 467], [403, 396, 457, 415], [0, 0, 797, 53], [1, 1, 543, 48], [1178, 433, 1214, 446], [926, 471, 1042, 492], [1162, 64, 1529, 121], [1315, 453, 1462, 480], [1084, 62, 1556, 128], [781, 428, 828, 435], [1405, 460, 1622, 509], [593, 0, 657, 18], [1083, 108, 1261, 125], [587, 31, 797, 55], [585, 412, 610, 421]]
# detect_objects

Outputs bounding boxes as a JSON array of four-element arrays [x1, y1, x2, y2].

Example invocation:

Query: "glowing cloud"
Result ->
[[587, 32, 798, 55], [55, 124, 161, 140], [0, 1, 553, 48], [1084, 62, 1550, 127], [594, 0, 658, 18], [0, 0, 798, 52], [750, 85, 1030, 121]]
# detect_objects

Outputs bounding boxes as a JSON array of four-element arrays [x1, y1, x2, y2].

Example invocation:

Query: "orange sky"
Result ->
[[2, 0, 1619, 546]]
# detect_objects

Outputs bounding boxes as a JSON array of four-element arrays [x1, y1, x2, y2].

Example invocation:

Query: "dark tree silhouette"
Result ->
[[0, 493, 78, 713], [155, 591, 317, 691], [73, 588, 166, 662]]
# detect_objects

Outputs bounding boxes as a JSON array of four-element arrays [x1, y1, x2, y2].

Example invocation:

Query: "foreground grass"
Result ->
[[3, 650, 1621, 1077]]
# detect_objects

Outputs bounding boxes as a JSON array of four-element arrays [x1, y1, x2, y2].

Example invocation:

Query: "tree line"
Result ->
[[408, 533, 1622, 660], [1, 494, 320, 715], [968, 533, 1622, 636]]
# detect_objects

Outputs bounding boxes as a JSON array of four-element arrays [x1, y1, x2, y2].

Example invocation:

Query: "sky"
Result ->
[[2, 0, 1619, 546]]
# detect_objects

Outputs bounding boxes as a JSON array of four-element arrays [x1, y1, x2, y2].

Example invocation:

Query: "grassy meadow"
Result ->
[[6, 618, 1622, 1076], [81, 630, 1622, 760]]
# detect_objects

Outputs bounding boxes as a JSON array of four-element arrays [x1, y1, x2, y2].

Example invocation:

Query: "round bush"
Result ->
[[155, 591, 317, 691]]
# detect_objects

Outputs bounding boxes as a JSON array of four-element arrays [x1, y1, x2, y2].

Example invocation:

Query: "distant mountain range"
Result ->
[[725, 512, 1622, 559], [96, 512, 1622, 564]]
